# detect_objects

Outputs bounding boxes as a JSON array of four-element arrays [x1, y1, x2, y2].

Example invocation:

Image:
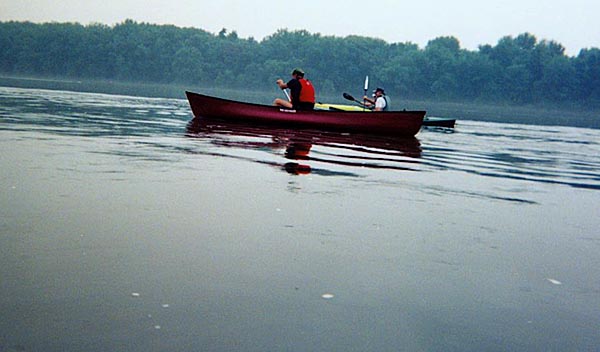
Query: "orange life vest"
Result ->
[[298, 79, 315, 103]]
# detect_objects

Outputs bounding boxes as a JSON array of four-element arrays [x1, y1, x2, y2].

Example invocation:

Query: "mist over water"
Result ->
[[1, 86, 599, 351]]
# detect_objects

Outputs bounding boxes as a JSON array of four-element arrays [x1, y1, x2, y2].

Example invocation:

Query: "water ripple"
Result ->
[[418, 121, 600, 190]]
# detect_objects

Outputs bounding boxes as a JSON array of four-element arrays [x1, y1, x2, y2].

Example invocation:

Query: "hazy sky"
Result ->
[[1, 0, 597, 56]]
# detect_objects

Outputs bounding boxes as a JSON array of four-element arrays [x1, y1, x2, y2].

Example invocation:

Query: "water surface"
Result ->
[[1, 86, 600, 351]]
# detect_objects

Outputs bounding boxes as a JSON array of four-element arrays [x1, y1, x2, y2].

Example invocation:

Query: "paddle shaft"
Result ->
[[363, 76, 369, 111]]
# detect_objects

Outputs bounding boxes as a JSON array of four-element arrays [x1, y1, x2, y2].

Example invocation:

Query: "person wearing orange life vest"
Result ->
[[273, 68, 316, 110]]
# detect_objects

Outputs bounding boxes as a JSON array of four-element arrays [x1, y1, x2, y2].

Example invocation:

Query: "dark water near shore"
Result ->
[[1, 86, 600, 351]]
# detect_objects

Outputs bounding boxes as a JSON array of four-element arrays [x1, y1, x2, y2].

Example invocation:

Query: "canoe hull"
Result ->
[[185, 91, 425, 136]]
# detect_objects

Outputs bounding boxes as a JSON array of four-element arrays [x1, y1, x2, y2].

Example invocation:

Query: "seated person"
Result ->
[[273, 68, 316, 110]]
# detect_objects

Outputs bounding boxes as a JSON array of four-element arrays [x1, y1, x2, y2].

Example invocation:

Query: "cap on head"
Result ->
[[373, 87, 385, 94], [292, 68, 305, 77]]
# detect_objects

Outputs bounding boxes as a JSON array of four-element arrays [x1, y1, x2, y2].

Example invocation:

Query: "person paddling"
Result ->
[[273, 68, 316, 110], [363, 87, 390, 111]]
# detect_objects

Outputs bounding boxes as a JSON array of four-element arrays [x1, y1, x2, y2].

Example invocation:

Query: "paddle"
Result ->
[[343, 92, 369, 108], [343, 92, 362, 104], [363, 75, 369, 111]]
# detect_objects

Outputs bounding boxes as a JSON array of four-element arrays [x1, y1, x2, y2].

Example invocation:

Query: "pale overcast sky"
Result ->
[[1, 0, 597, 56]]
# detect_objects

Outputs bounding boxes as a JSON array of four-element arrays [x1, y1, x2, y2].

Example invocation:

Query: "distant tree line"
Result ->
[[1, 20, 599, 107]]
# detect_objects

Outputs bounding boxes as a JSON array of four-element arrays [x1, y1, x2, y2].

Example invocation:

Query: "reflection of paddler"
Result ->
[[285, 143, 312, 160], [284, 162, 311, 175]]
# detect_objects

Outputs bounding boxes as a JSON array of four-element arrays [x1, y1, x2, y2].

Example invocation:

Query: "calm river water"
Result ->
[[1, 86, 600, 351]]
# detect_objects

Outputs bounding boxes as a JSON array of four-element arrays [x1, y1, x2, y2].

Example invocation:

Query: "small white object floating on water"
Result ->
[[162, 304, 170, 308], [321, 293, 335, 299], [547, 278, 562, 285], [131, 292, 141, 297]]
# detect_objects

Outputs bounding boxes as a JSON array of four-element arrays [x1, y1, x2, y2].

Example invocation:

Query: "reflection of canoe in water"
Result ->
[[187, 117, 421, 156], [314, 103, 456, 128], [185, 91, 425, 136], [186, 117, 422, 175]]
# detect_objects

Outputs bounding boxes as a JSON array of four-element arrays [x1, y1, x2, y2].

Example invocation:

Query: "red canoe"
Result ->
[[185, 91, 425, 136]]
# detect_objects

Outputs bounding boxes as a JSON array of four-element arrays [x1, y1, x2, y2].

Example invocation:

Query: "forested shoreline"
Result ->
[[1, 20, 599, 109]]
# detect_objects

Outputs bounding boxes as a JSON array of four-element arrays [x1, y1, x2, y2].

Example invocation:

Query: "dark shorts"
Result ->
[[294, 102, 315, 111]]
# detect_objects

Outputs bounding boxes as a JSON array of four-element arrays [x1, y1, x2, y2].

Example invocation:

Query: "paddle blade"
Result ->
[[364, 75, 369, 91], [343, 92, 356, 101]]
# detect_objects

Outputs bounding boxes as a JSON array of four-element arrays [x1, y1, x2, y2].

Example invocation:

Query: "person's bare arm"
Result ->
[[276, 79, 288, 89]]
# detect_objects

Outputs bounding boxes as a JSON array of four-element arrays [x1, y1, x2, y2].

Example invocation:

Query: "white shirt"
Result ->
[[375, 96, 387, 110]]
